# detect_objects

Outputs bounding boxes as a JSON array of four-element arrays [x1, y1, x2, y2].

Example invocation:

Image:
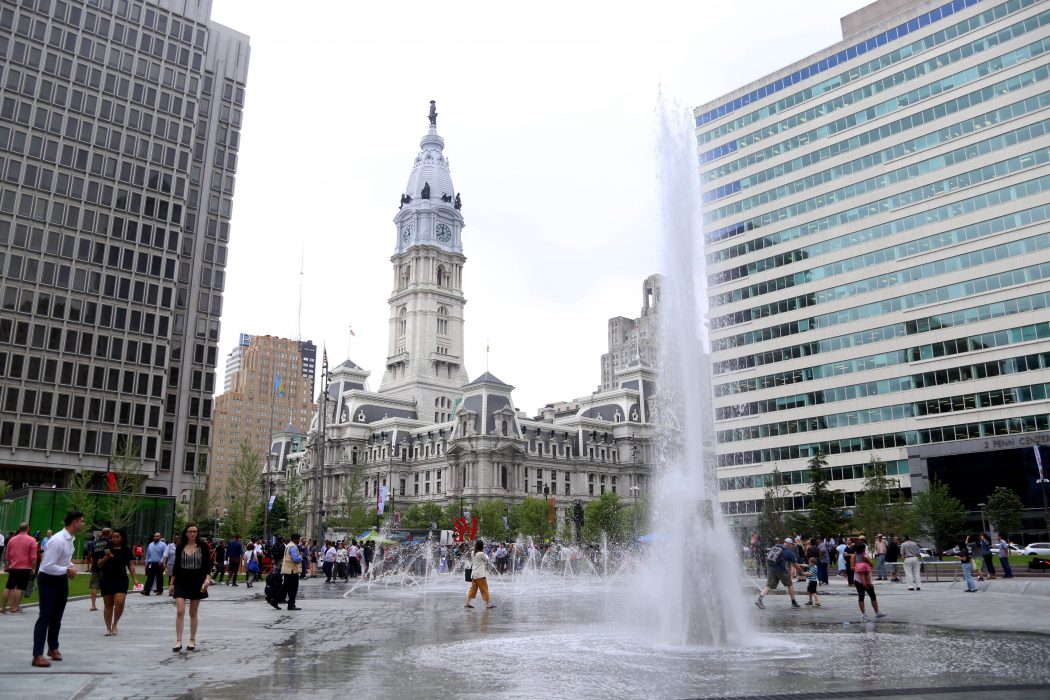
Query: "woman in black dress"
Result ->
[[99, 529, 137, 636], [169, 522, 211, 652]]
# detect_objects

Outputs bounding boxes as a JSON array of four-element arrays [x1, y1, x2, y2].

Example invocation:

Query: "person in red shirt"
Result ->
[[2, 523, 39, 614]]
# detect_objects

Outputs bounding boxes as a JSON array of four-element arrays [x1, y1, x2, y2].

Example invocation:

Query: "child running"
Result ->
[[852, 542, 887, 622], [805, 557, 820, 607]]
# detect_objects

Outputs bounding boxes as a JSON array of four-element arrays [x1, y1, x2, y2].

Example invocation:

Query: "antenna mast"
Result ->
[[296, 244, 304, 341]]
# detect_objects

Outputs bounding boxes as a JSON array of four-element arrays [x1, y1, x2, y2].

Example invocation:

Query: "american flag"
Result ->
[[323, 346, 328, 371]]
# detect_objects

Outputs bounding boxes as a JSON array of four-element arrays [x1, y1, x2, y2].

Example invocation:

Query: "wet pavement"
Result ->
[[0, 573, 1048, 699]]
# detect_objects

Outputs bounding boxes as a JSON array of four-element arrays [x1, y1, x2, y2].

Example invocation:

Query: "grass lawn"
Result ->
[[0, 572, 137, 602], [939, 555, 1047, 569]]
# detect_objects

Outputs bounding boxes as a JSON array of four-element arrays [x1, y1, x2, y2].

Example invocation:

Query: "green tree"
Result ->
[[66, 470, 99, 531], [333, 466, 365, 531], [511, 497, 555, 540], [223, 440, 261, 539], [756, 466, 791, 547], [852, 457, 910, 538], [283, 464, 307, 536], [581, 492, 630, 544], [399, 503, 445, 530], [803, 450, 847, 538], [0, 479, 11, 498], [625, 496, 651, 541], [908, 478, 967, 554], [984, 486, 1025, 536], [106, 438, 146, 529], [471, 500, 511, 539]]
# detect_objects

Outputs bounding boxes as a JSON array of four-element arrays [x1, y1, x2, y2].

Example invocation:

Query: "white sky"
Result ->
[[209, 0, 871, 414]]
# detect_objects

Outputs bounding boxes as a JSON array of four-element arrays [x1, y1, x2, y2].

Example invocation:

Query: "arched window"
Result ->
[[437, 306, 449, 335], [398, 307, 407, 337], [436, 264, 446, 287], [501, 420, 509, 437], [501, 465, 508, 489]]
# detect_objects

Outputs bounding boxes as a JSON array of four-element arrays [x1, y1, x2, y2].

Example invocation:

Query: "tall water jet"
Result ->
[[644, 96, 750, 645]]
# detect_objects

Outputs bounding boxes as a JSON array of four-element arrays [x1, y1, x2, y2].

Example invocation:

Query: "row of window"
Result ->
[[704, 110, 1048, 227], [718, 459, 909, 492], [713, 289, 1050, 375], [705, 72, 1046, 207], [711, 199, 1049, 306], [0, 317, 168, 371], [696, 0, 983, 127], [719, 382, 1050, 444], [715, 320, 1050, 396], [699, 0, 1032, 154], [708, 133, 1047, 251], [712, 231, 1050, 329], [720, 490, 900, 515], [2, 381, 161, 429], [713, 260, 1050, 352], [717, 413, 1050, 467], [716, 351, 1050, 420], [700, 16, 1047, 175], [0, 419, 157, 459]]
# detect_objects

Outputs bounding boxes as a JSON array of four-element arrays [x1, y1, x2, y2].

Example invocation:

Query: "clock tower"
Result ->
[[379, 102, 469, 415]]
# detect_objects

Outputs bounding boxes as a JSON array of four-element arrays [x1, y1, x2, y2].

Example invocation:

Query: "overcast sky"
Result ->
[[209, 0, 871, 414]]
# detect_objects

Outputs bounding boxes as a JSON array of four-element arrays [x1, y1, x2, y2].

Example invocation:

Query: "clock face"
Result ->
[[401, 225, 412, 242], [435, 223, 452, 242]]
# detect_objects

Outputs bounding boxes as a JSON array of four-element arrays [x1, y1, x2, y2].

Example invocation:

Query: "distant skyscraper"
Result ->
[[0, 0, 249, 497], [600, 274, 661, 392], [699, 0, 1050, 528], [208, 335, 315, 513], [223, 332, 252, 392]]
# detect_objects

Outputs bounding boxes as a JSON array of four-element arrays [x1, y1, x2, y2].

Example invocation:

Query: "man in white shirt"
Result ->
[[32, 511, 84, 668]]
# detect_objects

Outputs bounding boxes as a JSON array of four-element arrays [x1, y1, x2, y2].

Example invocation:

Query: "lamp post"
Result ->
[[977, 502, 987, 537]]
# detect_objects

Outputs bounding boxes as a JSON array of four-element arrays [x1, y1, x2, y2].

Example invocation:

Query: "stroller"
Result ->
[[264, 569, 284, 605]]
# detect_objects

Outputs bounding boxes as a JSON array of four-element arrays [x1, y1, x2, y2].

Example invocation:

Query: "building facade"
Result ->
[[0, 0, 249, 498], [222, 331, 251, 391], [599, 274, 661, 392], [271, 109, 656, 538], [698, 0, 1050, 531], [208, 334, 315, 513]]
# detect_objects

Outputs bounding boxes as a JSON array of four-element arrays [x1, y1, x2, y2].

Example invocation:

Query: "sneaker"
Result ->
[[754, 597, 766, 610], [804, 601, 813, 605], [861, 614, 871, 622], [875, 613, 887, 619], [907, 588, 914, 591], [790, 600, 801, 609]]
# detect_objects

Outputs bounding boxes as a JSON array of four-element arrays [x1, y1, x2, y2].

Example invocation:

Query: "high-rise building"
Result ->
[[0, 0, 249, 498], [222, 332, 252, 392], [208, 335, 315, 514], [599, 274, 661, 392], [699, 0, 1050, 530]]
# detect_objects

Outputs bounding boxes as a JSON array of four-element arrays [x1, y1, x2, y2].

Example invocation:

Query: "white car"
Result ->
[[993, 543, 1024, 555], [1022, 542, 1050, 556]]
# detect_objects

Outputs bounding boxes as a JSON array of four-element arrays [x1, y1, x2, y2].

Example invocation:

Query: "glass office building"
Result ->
[[698, 0, 1050, 527], [0, 0, 249, 498]]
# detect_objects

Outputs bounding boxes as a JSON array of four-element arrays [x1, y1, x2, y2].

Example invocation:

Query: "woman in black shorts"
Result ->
[[852, 541, 886, 622], [98, 529, 137, 636], [169, 522, 211, 652]]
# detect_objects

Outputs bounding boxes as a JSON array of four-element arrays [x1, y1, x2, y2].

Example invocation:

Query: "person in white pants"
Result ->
[[900, 535, 922, 590]]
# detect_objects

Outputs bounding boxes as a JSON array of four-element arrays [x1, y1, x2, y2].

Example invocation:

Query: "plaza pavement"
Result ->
[[0, 573, 1046, 699]]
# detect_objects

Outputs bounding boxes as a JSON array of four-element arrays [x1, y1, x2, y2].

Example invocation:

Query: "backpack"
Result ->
[[766, 545, 784, 565]]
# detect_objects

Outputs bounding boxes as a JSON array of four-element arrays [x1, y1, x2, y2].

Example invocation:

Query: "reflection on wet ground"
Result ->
[[187, 575, 1050, 700]]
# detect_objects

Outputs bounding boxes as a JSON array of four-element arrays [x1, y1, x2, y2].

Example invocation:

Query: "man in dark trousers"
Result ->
[[270, 533, 303, 611], [213, 539, 226, 583], [31, 511, 84, 667], [142, 533, 166, 595], [225, 534, 243, 586]]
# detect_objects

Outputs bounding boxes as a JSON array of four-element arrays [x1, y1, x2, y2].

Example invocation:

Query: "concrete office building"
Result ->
[[208, 334, 315, 515], [698, 0, 1050, 531], [0, 0, 249, 499], [222, 331, 251, 392]]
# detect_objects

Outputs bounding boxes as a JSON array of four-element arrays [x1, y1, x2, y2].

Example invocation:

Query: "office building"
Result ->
[[208, 334, 315, 513], [222, 331, 251, 392], [0, 0, 249, 498], [699, 0, 1050, 530]]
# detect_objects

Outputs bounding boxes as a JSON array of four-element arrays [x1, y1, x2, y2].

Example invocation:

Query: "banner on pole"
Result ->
[[378, 485, 387, 515], [1036, 445, 1045, 482], [267, 495, 276, 512]]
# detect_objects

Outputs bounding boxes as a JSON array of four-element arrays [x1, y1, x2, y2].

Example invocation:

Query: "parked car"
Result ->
[[1022, 542, 1050, 556], [942, 546, 962, 557], [918, 547, 936, 559], [993, 542, 1024, 555]]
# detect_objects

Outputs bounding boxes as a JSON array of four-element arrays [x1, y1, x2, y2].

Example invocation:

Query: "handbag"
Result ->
[[464, 567, 472, 582], [248, 558, 260, 574]]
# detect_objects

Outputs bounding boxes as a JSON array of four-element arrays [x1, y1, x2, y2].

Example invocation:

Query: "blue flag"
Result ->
[[273, 372, 285, 398]]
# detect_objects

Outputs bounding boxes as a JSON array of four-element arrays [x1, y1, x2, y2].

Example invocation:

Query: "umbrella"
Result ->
[[357, 530, 398, 546]]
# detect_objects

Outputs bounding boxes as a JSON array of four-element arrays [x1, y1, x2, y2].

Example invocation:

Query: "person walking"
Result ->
[[804, 557, 821, 607], [464, 539, 495, 609], [321, 541, 336, 583], [978, 533, 995, 579], [162, 534, 180, 589], [958, 539, 979, 592], [87, 528, 112, 611], [755, 537, 801, 610], [31, 511, 84, 668], [816, 538, 831, 586], [212, 539, 227, 584], [2, 523, 37, 614], [270, 533, 304, 610], [852, 542, 886, 621], [875, 535, 888, 581], [900, 534, 922, 590], [99, 529, 137, 636], [142, 533, 166, 595], [997, 533, 1014, 578], [225, 535, 243, 586], [244, 542, 261, 588], [886, 536, 902, 583], [335, 542, 348, 581], [169, 523, 212, 652]]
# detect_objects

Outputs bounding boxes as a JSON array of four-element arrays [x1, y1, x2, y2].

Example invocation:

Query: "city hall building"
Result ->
[[699, 0, 1050, 533], [271, 110, 657, 536]]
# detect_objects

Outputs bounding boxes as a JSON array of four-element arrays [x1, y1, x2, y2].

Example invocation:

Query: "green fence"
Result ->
[[0, 488, 175, 557]]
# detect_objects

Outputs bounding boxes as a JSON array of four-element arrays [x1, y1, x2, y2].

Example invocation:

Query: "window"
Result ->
[[437, 306, 448, 335]]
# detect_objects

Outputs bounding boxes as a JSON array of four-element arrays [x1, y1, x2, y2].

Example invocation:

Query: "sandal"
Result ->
[[187, 639, 196, 652]]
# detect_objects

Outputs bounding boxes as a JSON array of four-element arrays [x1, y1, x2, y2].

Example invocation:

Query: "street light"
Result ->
[[977, 502, 987, 536]]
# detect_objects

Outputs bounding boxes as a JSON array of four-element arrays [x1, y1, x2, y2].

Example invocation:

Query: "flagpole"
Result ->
[[265, 375, 276, 542]]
